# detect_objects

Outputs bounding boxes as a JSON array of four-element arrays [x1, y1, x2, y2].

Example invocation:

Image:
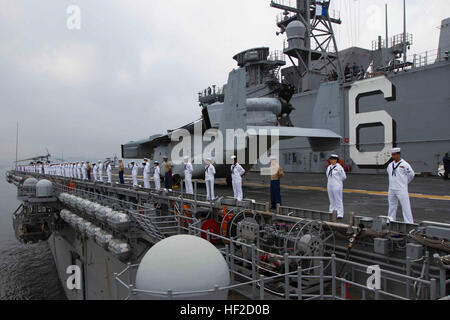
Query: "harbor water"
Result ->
[[0, 166, 66, 300]]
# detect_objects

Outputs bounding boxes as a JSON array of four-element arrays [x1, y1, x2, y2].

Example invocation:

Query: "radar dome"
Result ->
[[135, 235, 230, 300], [286, 20, 306, 50], [36, 179, 53, 198], [286, 20, 306, 39], [22, 177, 39, 195]]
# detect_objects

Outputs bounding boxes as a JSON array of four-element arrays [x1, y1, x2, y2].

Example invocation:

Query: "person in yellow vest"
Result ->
[[269, 156, 284, 209], [118, 160, 125, 184], [163, 156, 173, 189]]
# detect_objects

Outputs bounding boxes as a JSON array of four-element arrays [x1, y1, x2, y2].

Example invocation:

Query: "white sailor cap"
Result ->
[[270, 155, 278, 160], [329, 154, 339, 159], [206, 157, 212, 161], [391, 148, 401, 153], [184, 156, 189, 160], [144, 158, 148, 161], [154, 161, 159, 164], [231, 155, 237, 159]]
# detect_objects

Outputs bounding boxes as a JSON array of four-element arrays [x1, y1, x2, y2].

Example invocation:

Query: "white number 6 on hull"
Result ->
[[348, 76, 396, 168]]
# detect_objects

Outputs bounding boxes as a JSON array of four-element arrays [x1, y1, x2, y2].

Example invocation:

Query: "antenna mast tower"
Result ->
[[271, 0, 342, 91]]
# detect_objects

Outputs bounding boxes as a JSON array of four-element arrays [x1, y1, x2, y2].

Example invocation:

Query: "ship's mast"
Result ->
[[15, 122, 19, 169], [271, 0, 342, 91]]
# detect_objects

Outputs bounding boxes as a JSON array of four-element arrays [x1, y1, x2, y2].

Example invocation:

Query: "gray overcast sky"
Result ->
[[0, 0, 448, 164]]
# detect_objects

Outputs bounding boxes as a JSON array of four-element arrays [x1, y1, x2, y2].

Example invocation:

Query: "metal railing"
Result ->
[[114, 244, 440, 300]]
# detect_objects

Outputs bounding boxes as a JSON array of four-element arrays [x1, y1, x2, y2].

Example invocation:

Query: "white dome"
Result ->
[[36, 179, 53, 197], [286, 20, 306, 40], [135, 235, 230, 300]]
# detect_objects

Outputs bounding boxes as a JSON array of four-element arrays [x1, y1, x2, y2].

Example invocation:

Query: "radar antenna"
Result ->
[[271, 0, 342, 91]]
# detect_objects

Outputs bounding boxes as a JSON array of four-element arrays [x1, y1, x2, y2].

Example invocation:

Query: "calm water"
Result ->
[[0, 167, 66, 300]]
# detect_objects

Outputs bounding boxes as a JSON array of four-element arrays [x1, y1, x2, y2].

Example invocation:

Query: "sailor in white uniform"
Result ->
[[106, 161, 112, 183], [143, 158, 151, 189], [387, 148, 415, 224], [81, 162, 87, 180], [131, 161, 139, 187], [205, 158, 216, 200], [153, 161, 161, 190], [98, 161, 104, 182], [92, 163, 98, 181], [326, 154, 347, 219], [77, 162, 82, 179], [231, 155, 245, 201], [183, 156, 194, 194]]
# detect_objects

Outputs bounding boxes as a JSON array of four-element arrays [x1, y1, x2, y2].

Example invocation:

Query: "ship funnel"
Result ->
[[286, 20, 306, 50]]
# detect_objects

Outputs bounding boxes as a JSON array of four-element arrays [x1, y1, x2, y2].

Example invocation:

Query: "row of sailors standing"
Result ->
[[129, 156, 186, 192], [128, 155, 245, 202], [18, 161, 113, 183]]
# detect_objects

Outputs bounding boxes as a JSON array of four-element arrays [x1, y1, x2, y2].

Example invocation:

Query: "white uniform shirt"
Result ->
[[153, 166, 160, 178], [231, 163, 245, 181], [387, 159, 415, 191], [106, 164, 112, 174], [143, 163, 151, 176], [326, 163, 347, 187], [184, 162, 193, 178], [132, 164, 139, 176], [205, 164, 216, 181]]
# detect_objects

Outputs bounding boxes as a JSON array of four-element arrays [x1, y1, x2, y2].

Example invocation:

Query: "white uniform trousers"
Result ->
[[232, 179, 243, 201], [327, 185, 344, 218], [205, 179, 215, 200], [143, 174, 150, 189], [132, 174, 138, 187], [154, 175, 160, 190], [184, 176, 193, 194], [388, 189, 414, 224], [107, 172, 112, 183]]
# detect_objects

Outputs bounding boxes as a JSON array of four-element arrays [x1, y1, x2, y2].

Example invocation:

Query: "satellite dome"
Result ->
[[286, 20, 306, 40], [36, 179, 53, 198], [135, 235, 230, 300], [22, 177, 39, 195], [23, 177, 38, 187]]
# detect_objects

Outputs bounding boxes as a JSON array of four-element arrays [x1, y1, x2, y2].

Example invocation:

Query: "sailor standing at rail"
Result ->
[[131, 161, 139, 187], [153, 161, 161, 190], [98, 161, 104, 182], [143, 158, 151, 189], [326, 154, 347, 220], [92, 162, 98, 181], [387, 148, 415, 224], [70, 163, 73, 177], [82, 162, 87, 180], [106, 161, 112, 183], [231, 155, 245, 201], [77, 162, 82, 179], [183, 156, 194, 194], [72, 163, 76, 178], [205, 157, 216, 200]]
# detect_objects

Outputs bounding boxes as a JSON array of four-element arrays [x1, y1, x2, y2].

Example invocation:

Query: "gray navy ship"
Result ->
[[4, 0, 450, 301], [122, 0, 450, 176]]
